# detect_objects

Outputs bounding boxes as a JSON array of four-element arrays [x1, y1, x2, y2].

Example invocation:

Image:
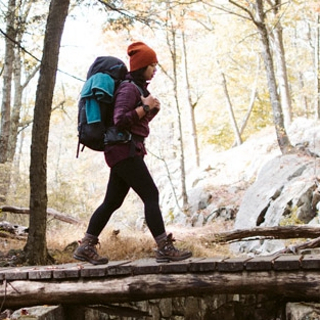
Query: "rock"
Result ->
[[286, 302, 320, 320], [187, 187, 212, 213], [11, 306, 64, 320], [159, 298, 173, 318], [0, 309, 12, 319], [233, 153, 320, 254]]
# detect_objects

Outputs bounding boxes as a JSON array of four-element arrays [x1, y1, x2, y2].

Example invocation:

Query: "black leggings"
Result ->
[[86, 156, 166, 239]]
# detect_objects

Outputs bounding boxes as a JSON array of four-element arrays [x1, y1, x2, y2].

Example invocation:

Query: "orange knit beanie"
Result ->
[[127, 42, 158, 72]]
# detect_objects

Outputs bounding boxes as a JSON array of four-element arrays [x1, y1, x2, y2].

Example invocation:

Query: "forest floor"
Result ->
[[0, 216, 237, 267]]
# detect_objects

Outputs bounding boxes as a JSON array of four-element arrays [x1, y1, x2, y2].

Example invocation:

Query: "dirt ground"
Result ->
[[0, 217, 237, 267]]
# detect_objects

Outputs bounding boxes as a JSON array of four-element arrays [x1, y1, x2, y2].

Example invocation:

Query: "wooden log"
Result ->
[[272, 236, 320, 255], [211, 225, 320, 243], [1, 271, 320, 308], [0, 221, 28, 235], [0, 221, 28, 240], [0, 205, 82, 225], [0, 230, 27, 241]]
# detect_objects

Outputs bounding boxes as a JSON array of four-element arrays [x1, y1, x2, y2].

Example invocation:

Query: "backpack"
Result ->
[[76, 56, 128, 157]]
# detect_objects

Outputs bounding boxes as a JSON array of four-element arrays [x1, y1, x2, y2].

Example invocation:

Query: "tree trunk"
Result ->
[[8, 0, 36, 162], [2, 271, 320, 308], [254, 0, 292, 154], [0, 0, 15, 164], [0, 0, 16, 205], [210, 225, 320, 243], [8, 48, 22, 163], [24, 0, 70, 265], [234, 56, 260, 146], [147, 151, 183, 213], [165, 8, 189, 214], [297, 71, 309, 116], [229, 0, 293, 154], [217, 59, 242, 146], [182, 29, 200, 167], [315, 11, 320, 119], [269, 0, 292, 128], [0, 1, 41, 203]]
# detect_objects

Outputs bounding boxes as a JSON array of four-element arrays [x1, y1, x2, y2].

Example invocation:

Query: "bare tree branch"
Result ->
[[0, 205, 82, 225]]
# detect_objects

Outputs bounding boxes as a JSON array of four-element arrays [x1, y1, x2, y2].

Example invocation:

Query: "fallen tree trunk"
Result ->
[[210, 225, 320, 243], [0, 205, 82, 225], [275, 236, 320, 254], [0, 221, 28, 240], [1, 271, 320, 308], [0, 231, 27, 241]]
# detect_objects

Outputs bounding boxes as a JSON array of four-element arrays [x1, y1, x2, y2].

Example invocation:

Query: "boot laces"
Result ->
[[80, 239, 101, 257], [163, 233, 178, 252]]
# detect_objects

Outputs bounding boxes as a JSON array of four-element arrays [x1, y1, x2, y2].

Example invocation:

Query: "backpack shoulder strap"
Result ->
[[121, 80, 144, 96]]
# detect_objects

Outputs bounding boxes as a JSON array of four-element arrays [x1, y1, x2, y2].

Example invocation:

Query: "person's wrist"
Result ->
[[143, 104, 150, 113]]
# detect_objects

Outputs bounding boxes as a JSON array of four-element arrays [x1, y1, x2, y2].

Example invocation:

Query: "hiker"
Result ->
[[73, 41, 192, 265]]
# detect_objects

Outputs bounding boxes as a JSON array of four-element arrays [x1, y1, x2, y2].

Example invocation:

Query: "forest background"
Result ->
[[0, 0, 319, 265]]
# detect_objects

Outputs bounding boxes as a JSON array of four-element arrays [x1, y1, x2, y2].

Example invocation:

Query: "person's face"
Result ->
[[143, 63, 157, 81]]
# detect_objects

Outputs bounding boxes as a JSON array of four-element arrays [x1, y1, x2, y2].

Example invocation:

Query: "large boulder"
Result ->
[[234, 153, 320, 254]]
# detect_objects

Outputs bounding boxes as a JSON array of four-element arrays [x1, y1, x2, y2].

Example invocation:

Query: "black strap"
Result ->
[[122, 79, 145, 97], [121, 80, 145, 157], [129, 134, 145, 157]]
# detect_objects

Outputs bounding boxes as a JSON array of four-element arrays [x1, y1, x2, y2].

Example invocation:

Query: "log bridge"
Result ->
[[1, 254, 320, 309]]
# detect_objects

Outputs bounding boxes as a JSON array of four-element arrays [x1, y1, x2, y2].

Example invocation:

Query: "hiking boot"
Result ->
[[155, 233, 192, 263], [73, 234, 109, 265]]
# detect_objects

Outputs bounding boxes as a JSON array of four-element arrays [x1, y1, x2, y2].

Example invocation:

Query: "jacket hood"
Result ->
[[86, 56, 128, 81]]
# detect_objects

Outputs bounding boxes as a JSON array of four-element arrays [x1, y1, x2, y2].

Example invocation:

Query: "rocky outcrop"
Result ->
[[233, 153, 320, 254], [228, 118, 320, 255]]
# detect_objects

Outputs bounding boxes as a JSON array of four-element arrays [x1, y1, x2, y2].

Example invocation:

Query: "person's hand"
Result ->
[[141, 95, 161, 111]]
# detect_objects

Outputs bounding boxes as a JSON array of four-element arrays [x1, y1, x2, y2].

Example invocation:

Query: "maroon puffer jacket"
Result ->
[[104, 75, 158, 168]]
